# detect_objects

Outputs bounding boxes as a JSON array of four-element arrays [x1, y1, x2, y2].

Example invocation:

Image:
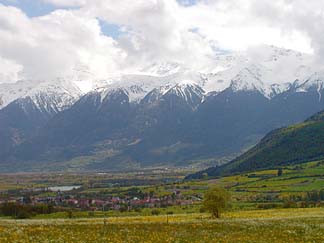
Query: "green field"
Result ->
[[197, 160, 324, 203], [0, 161, 323, 242], [0, 208, 323, 243]]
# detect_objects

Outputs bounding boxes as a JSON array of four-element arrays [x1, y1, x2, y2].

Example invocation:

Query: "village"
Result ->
[[0, 186, 201, 213]]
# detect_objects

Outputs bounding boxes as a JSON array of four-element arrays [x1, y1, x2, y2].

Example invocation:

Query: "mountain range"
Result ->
[[1, 45, 324, 172]]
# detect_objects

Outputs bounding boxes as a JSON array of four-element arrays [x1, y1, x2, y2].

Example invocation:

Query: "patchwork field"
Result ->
[[0, 208, 323, 243]]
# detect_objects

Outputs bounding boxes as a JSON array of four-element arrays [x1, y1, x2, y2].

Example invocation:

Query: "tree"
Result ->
[[202, 187, 230, 218], [16, 210, 32, 219]]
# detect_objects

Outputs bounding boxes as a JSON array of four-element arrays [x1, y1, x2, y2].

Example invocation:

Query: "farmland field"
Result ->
[[0, 208, 323, 243]]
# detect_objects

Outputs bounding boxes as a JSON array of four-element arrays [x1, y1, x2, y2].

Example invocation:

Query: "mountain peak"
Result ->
[[229, 66, 274, 98], [163, 82, 205, 108], [0, 79, 82, 112]]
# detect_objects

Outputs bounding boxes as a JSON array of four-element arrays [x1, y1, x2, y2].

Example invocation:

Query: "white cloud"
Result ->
[[179, 0, 313, 53], [1, 0, 324, 84], [77, 0, 215, 71], [0, 57, 23, 83], [0, 4, 125, 82], [42, 0, 86, 7]]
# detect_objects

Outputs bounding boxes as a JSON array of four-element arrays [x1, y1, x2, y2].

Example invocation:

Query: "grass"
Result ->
[[0, 208, 323, 242], [33, 205, 202, 219], [212, 160, 324, 198]]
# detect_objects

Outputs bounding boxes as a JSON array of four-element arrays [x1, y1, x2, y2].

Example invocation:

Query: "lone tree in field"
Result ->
[[202, 187, 230, 218]]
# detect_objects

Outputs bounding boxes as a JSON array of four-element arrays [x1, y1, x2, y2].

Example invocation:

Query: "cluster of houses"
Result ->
[[0, 189, 201, 211]]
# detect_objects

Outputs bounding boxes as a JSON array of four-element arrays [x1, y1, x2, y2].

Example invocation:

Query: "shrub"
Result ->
[[16, 210, 32, 219], [199, 207, 206, 213], [256, 203, 279, 209], [134, 207, 142, 213], [119, 206, 128, 213], [151, 209, 160, 216], [283, 201, 297, 208], [67, 210, 74, 219]]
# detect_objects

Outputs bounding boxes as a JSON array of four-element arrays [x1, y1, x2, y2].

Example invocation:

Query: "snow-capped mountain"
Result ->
[[161, 81, 205, 108], [2, 45, 324, 172], [0, 45, 317, 112], [0, 78, 82, 113], [0, 79, 39, 109], [199, 45, 315, 97], [73, 45, 316, 105], [89, 76, 206, 111], [228, 65, 292, 98], [1, 45, 314, 112]]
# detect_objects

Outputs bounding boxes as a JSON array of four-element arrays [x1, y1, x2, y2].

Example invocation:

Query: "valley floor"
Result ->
[[0, 208, 323, 243]]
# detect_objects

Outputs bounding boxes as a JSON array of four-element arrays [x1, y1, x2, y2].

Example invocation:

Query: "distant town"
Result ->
[[0, 185, 201, 212]]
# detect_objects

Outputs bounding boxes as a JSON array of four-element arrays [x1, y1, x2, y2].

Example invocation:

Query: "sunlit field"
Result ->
[[0, 208, 323, 243]]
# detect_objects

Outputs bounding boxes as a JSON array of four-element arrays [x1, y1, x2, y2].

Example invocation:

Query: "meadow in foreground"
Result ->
[[0, 208, 323, 243]]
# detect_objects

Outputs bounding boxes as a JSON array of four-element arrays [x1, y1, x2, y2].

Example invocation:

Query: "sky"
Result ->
[[0, 0, 322, 83]]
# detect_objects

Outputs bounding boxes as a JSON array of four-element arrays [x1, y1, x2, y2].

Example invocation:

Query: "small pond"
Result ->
[[48, 185, 81, 192]]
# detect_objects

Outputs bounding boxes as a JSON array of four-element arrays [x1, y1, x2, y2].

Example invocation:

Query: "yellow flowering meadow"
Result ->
[[0, 208, 323, 243]]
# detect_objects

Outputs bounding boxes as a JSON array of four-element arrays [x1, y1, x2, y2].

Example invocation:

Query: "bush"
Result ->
[[283, 201, 297, 208], [119, 206, 128, 213], [67, 210, 74, 219], [134, 207, 142, 213], [0, 203, 56, 218], [256, 203, 279, 209], [16, 210, 32, 219], [151, 209, 160, 215], [298, 201, 309, 208], [199, 207, 206, 213]]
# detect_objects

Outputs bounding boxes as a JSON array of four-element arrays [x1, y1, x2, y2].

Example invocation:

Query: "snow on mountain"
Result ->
[[203, 45, 313, 93], [141, 85, 173, 104], [65, 45, 315, 105], [0, 45, 320, 110], [229, 65, 269, 94], [0, 79, 38, 109], [295, 71, 324, 101], [92, 75, 176, 103], [296, 72, 324, 91], [140, 62, 184, 76], [91, 73, 205, 103], [228, 65, 293, 98], [0, 78, 82, 113], [26, 79, 82, 113], [163, 81, 205, 107]]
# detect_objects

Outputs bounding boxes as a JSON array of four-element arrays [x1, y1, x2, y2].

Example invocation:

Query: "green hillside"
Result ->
[[188, 110, 324, 178]]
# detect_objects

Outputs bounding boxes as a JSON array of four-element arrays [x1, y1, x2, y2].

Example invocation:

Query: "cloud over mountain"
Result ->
[[0, 0, 324, 83]]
